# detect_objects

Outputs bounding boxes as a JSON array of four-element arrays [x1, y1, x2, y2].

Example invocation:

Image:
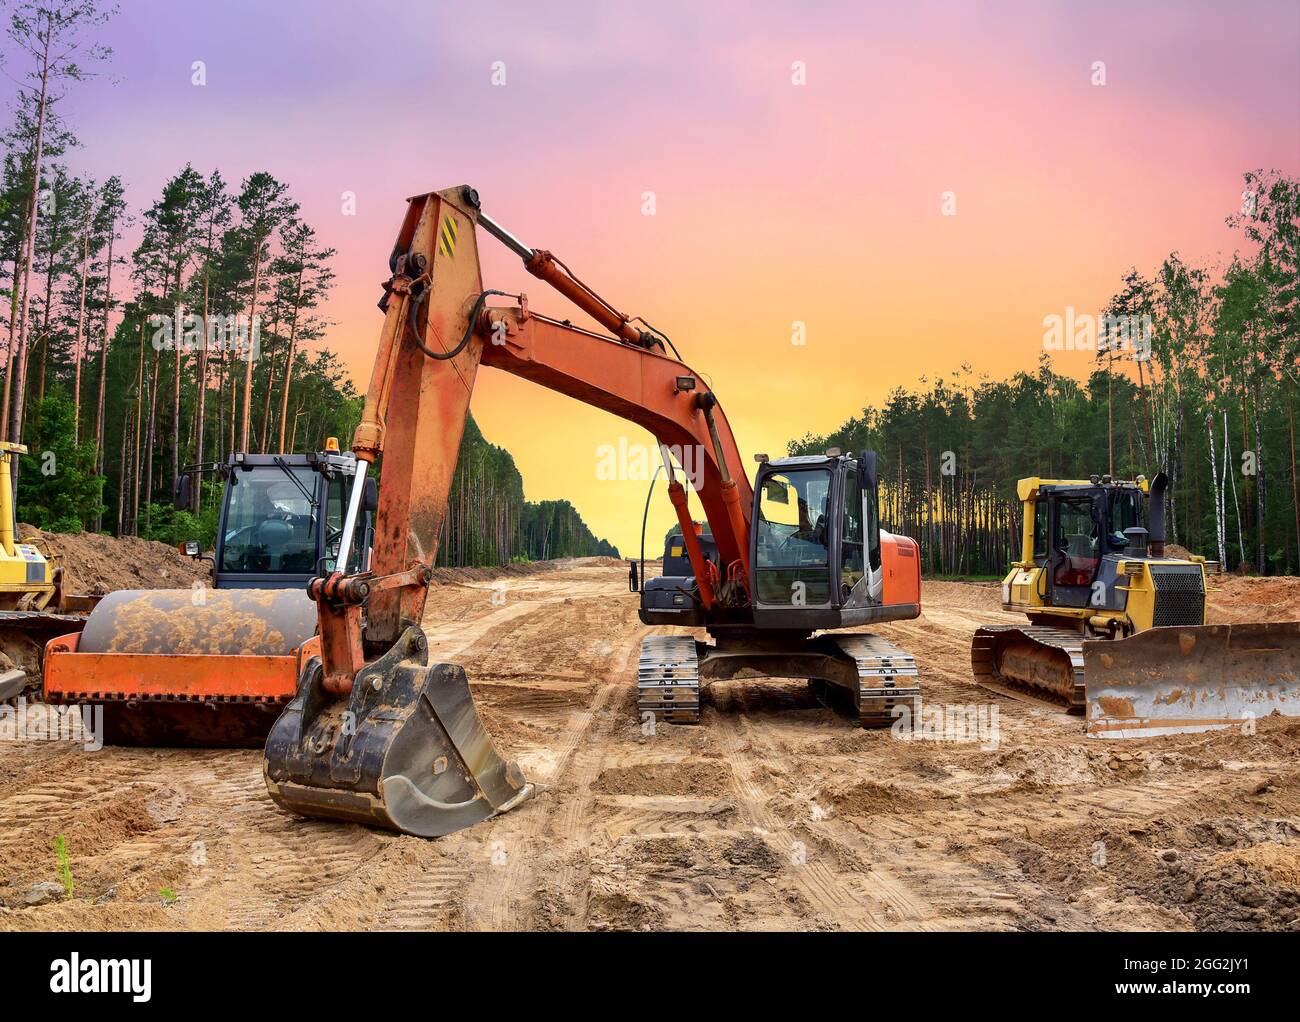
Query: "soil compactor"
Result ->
[[973, 473, 1300, 737], [41, 444, 373, 744]]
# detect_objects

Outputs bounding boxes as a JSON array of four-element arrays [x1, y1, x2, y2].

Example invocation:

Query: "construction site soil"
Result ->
[[18, 525, 211, 594], [1, 539, 1298, 931]]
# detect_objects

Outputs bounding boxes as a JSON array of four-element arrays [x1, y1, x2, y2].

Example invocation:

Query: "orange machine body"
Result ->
[[881, 532, 922, 610]]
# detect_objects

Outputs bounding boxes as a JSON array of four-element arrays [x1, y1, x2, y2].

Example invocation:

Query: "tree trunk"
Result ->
[[144, 350, 160, 533], [276, 260, 307, 451], [239, 237, 265, 451], [72, 218, 90, 442], [1289, 398, 1300, 573], [8, 21, 52, 450], [192, 224, 214, 513], [91, 223, 115, 532], [132, 322, 144, 535]]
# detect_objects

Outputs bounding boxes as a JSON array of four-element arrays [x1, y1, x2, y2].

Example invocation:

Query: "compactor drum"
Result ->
[[43, 588, 318, 745]]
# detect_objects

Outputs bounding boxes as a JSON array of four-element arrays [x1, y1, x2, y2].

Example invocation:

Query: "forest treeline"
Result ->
[[0, 0, 616, 566], [791, 169, 1300, 577], [441, 417, 620, 564]]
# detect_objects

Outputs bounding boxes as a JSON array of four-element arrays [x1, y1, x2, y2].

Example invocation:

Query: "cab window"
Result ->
[[1053, 496, 1098, 586], [326, 474, 346, 565], [755, 468, 832, 605], [220, 466, 319, 573], [840, 467, 864, 588], [1032, 500, 1048, 563]]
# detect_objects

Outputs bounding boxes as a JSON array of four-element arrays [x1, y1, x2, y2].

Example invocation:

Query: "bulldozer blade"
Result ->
[[0, 609, 90, 701], [0, 667, 27, 702], [1084, 622, 1300, 738], [263, 625, 532, 838]]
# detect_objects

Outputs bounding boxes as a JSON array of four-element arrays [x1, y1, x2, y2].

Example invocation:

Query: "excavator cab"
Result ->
[[749, 450, 891, 629], [639, 449, 915, 632], [635, 449, 922, 728]]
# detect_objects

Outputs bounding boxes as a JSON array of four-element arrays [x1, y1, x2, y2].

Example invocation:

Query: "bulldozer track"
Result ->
[[971, 624, 1086, 712]]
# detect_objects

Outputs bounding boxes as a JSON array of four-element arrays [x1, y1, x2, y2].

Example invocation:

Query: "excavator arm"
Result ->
[[264, 185, 755, 835]]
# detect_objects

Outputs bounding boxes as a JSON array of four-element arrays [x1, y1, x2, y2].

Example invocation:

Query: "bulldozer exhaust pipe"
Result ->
[[1147, 471, 1168, 558]]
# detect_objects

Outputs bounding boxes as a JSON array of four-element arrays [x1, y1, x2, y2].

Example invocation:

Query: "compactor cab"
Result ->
[[177, 444, 377, 589], [41, 444, 379, 746]]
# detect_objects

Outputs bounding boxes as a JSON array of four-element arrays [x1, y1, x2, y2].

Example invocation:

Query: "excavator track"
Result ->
[[828, 633, 921, 727], [637, 634, 701, 724], [636, 632, 921, 729], [971, 625, 1086, 712]]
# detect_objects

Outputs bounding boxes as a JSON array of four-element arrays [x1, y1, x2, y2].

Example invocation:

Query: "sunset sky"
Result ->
[[57, 0, 1300, 555]]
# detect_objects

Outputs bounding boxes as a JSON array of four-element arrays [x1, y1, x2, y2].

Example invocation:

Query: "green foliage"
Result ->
[[138, 501, 212, 548], [16, 390, 104, 531], [52, 835, 74, 901]]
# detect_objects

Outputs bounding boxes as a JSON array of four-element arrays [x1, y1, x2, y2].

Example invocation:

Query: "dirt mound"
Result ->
[[820, 778, 941, 816], [18, 525, 210, 595], [593, 760, 731, 797], [1209, 575, 1300, 623], [920, 580, 1003, 612]]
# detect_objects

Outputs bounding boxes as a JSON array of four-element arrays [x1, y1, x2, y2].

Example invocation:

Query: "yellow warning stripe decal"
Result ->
[[439, 216, 457, 259]]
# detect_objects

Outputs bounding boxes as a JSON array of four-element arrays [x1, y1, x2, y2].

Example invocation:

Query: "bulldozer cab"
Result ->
[[1024, 477, 1150, 611], [178, 448, 377, 590]]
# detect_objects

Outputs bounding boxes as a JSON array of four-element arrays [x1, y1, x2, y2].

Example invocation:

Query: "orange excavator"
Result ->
[[51, 185, 925, 839]]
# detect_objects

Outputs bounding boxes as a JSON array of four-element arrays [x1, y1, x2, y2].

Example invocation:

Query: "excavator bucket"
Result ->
[[1084, 622, 1300, 738], [263, 625, 532, 837], [42, 588, 318, 745]]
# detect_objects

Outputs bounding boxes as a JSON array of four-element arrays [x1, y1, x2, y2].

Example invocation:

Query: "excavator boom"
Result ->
[[264, 185, 761, 835]]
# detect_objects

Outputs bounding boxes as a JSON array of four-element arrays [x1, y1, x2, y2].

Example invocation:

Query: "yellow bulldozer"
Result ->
[[973, 471, 1300, 737], [0, 441, 99, 702]]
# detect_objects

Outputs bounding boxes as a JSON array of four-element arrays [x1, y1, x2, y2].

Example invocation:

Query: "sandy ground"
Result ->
[[1, 561, 1298, 931]]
